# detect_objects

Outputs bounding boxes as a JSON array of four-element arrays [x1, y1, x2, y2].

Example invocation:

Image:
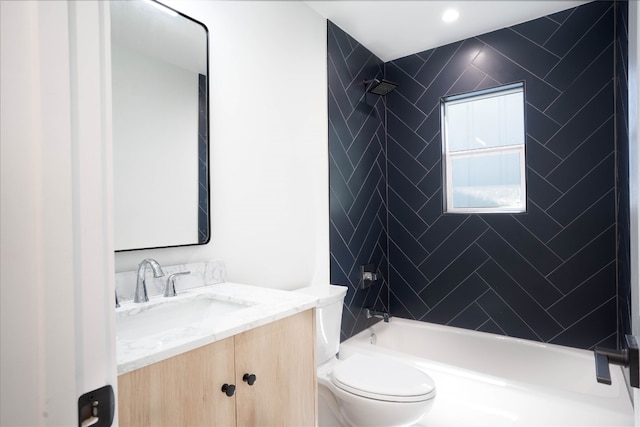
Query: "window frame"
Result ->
[[440, 82, 527, 214]]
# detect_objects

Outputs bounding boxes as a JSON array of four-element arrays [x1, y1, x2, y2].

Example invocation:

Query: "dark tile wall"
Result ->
[[385, 1, 619, 350], [328, 1, 629, 350], [327, 22, 390, 340], [615, 1, 632, 346]]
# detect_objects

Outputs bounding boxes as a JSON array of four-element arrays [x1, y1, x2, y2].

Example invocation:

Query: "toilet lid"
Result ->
[[331, 354, 436, 403]]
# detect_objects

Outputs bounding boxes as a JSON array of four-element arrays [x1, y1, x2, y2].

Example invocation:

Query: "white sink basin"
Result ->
[[116, 294, 251, 342]]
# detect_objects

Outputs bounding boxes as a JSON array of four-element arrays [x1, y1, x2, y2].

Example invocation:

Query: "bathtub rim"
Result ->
[[340, 317, 631, 403]]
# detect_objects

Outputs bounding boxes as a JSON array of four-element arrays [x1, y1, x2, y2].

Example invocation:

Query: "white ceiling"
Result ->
[[305, 1, 588, 62]]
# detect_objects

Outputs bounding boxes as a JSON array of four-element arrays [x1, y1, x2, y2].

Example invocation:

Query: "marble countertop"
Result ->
[[116, 282, 318, 375]]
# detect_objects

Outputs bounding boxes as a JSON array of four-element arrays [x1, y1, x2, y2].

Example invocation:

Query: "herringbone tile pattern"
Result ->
[[328, 22, 390, 339], [386, 1, 618, 349], [328, 1, 626, 350]]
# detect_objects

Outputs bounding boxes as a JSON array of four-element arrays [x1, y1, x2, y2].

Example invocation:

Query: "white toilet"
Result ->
[[296, 285, 436, 427]]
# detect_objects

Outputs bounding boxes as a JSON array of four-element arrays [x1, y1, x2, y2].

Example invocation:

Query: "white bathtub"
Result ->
[[339, 317, 634, 426]]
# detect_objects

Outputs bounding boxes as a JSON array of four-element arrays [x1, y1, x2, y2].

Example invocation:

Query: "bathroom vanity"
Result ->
[[116, 283, 318, 426]]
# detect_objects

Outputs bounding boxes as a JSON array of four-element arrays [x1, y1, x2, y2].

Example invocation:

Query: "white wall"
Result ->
[[1, 1, 327, 424], [114, 1, 330, 291]]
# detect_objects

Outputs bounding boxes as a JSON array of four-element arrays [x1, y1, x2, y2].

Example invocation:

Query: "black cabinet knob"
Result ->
[[243, 373, 256, 386], [221, 383, 235, 397]]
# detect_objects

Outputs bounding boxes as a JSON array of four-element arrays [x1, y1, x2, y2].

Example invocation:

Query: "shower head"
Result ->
[[364, 78, 398, 96]]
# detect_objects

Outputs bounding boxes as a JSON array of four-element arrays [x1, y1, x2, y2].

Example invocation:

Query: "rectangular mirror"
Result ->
[[111, 0, 209, 251]]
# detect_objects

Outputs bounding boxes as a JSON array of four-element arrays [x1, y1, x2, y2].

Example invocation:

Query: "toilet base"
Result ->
[[317, 355, 435, 427], [318, 384, 348, 427]]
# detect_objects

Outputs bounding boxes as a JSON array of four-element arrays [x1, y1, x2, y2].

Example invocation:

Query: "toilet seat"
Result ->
[[330, 354, 436, 403]]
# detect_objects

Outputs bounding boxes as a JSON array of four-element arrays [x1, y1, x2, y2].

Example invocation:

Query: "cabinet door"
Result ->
[[118, 336, 236, 426], [234, 309, 317, 426]]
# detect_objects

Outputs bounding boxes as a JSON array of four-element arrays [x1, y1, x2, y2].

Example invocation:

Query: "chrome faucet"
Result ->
[[134, 258, 165, 303], [366, 308, 391, 323]]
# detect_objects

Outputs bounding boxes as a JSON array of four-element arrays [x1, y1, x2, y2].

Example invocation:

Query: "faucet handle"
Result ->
[[594, 350, 613, 384], [164, 271, 190, 297]]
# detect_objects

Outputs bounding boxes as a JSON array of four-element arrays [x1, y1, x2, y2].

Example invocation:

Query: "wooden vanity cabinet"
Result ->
[[118, 335, 236, 426], [234, 309, 317, 426], [117, 309, 317, 426]]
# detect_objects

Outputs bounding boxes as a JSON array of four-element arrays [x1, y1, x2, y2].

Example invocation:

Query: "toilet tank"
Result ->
[[295, 285, 348, 365]]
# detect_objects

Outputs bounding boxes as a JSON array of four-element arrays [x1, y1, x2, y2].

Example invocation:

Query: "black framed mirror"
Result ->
[[111, 0, 209, 251]]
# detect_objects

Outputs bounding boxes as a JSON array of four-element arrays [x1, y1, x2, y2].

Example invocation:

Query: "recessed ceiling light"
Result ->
[[442, 9, 459, 23]]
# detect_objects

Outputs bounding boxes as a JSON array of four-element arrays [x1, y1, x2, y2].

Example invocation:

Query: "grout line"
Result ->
[[545, 224, 615, 279], [546, 296, 617, 345], [544, 152, 614, 213], [475, 273, 546, 341], [543, 3, 613, 80], [544, 188, 614, 244]]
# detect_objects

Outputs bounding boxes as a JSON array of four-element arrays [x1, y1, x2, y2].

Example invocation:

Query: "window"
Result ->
[[441, 83, 526, 213]]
